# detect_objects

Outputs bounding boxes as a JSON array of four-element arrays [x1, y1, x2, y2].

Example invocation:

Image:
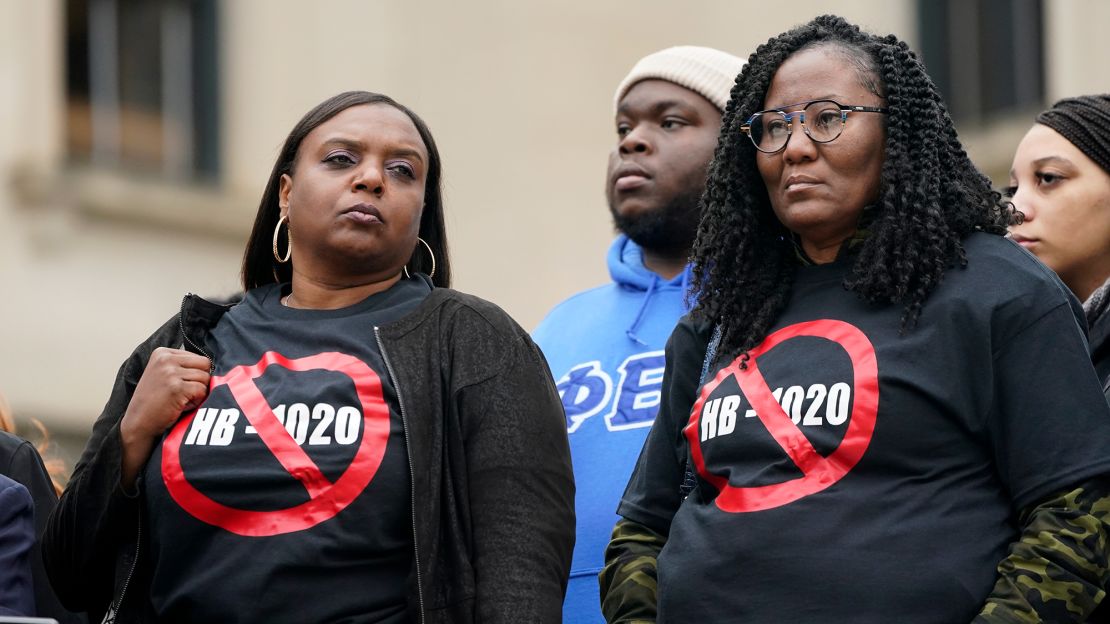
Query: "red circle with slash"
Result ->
[[683, 320, 879, 513], [162, 351, 390, 536]]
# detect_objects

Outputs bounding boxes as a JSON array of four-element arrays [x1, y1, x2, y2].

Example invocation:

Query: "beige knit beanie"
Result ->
[[614, 45, 746, 112]]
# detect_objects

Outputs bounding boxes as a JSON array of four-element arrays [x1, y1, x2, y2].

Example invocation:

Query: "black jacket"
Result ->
[[43, 287, 575, 623]]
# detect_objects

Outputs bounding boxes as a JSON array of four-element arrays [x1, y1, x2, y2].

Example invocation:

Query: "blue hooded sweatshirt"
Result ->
[[533, 235, 692, 624]]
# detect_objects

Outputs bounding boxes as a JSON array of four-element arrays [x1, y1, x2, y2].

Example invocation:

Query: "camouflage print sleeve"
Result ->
[[975, 474, 1110, 623], [599, 518, 666, 624]]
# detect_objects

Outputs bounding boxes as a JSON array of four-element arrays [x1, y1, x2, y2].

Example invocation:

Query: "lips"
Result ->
[[1008, 233, 1038, 248], [783, 173, 822, 193], [342, 202, 383, 225], [612, 163, 652, 192]]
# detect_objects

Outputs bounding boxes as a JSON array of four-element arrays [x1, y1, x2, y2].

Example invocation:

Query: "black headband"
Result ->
[[1035, 94, 1110, 174]]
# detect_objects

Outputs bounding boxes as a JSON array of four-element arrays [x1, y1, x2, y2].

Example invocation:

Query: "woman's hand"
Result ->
[[118, 347, 211, 489]]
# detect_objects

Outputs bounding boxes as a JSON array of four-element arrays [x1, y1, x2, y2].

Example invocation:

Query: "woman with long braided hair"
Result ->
[[600, 16, 1110, 623]]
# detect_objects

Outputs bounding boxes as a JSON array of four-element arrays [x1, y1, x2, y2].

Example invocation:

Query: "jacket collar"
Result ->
[[179, 293, 236, 356]]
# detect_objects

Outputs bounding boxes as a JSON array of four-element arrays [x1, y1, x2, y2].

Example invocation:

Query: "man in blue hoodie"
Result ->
[[533, 45, 745, 623]]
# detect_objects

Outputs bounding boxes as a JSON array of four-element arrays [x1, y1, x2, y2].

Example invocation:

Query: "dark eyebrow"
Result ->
[[389, 147, 426, 164], [1032, 155, 1075, 170], [1010, 155, 1078, 179], [617, 99, 699, 118], [320, 137, 365, 152], [319, 136, 426, 164], [759, 96, 842, 113]]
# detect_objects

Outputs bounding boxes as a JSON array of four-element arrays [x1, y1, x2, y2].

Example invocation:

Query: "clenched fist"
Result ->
[[119, 347, 211, 488]]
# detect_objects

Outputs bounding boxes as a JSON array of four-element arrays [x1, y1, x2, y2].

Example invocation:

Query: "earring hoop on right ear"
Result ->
[[403, 237, 436, 279], [416, 237, 436, 279]]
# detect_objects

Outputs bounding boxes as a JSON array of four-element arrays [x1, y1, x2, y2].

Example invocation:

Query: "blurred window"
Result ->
[[66, 0, 220, 181], [917, 0, 1045, 124]]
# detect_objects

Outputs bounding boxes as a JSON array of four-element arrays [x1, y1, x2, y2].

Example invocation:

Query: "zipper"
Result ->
[[106, 297, 203, 624], [178, 294, 216, 373], [374, 326, 426, 624], [102, 291, 209, 624], [101, 509, 141, 624]]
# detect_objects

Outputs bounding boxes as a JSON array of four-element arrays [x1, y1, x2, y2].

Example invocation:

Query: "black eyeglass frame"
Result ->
[[740, 99, 889, 153]]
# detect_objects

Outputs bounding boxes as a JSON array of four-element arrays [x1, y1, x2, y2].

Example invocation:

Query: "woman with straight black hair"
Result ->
[[242, 91, 451, 291], [43, 91, 575, 624], [601, 16, 1110, 623]]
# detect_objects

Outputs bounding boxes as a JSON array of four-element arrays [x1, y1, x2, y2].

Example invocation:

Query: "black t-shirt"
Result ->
[[144, 278, 431, 623], [619, 234, 1110, 623]]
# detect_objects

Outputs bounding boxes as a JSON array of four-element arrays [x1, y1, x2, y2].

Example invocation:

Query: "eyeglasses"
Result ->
[[740, 99, 888, 153]]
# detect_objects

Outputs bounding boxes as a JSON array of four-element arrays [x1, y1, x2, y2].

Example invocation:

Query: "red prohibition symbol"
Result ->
[[162, 351, 390, 536], [683, 320, 879, 513]]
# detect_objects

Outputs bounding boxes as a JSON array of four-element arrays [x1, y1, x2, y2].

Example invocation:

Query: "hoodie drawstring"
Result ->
[[626, 265, 695, 345], [626, 276, 659, 346]]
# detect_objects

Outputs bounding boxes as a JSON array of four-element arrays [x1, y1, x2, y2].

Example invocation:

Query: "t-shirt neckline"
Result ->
[[260, 278, 432, 321]]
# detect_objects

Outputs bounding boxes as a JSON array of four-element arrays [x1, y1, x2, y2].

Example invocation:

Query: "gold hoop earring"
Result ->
[[405, 237, 436, 279], [272, 214, 292, 263], [417, 237, 436, 278]]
